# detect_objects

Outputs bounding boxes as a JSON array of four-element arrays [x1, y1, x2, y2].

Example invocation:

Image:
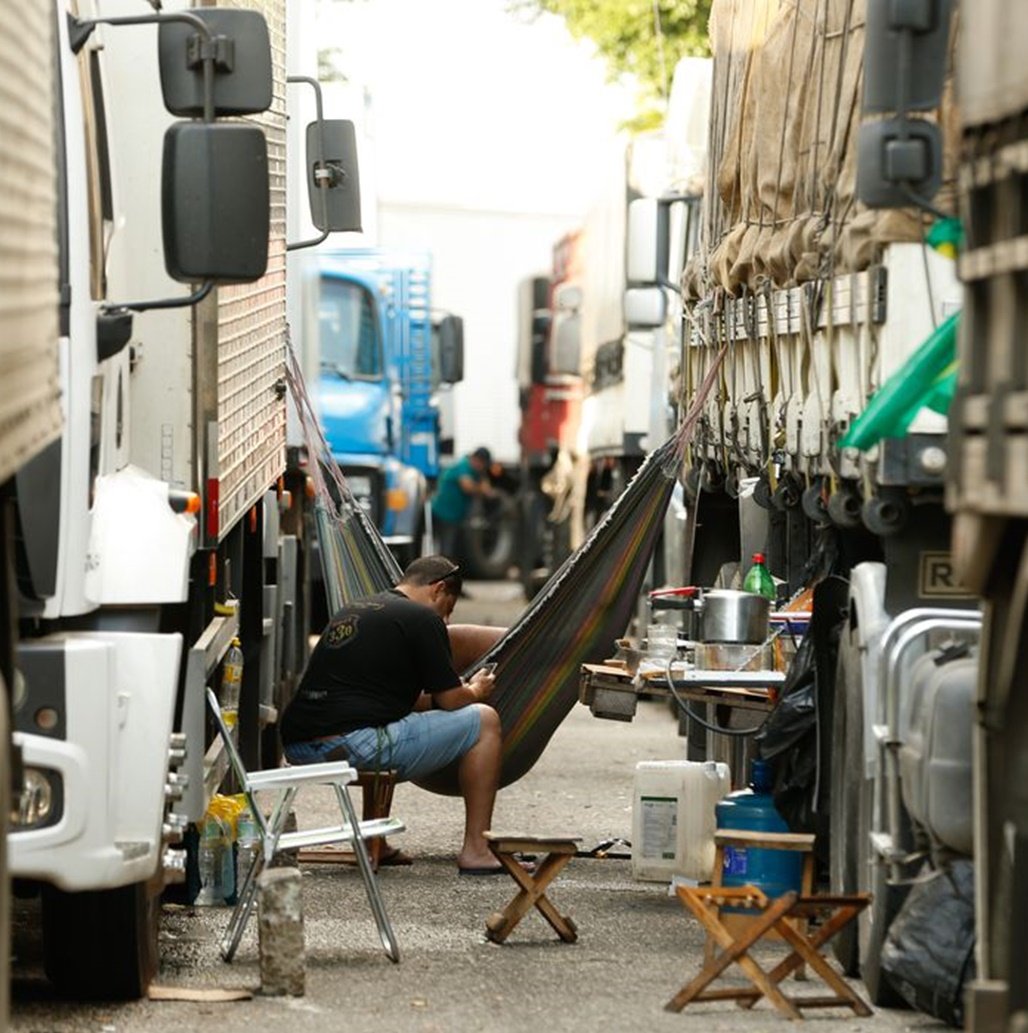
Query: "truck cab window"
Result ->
[[318, 279, 383, 379]]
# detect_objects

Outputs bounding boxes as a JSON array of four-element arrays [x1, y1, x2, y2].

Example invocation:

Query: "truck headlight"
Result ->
[[11, 767, 62, 830]]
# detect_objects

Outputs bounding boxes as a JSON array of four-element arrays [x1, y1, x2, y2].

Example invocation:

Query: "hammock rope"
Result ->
[[287, 340, 728, 795]]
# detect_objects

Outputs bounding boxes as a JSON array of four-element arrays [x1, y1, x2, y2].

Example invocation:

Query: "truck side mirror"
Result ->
[[550, 282, 582, 376], [158, 8, 273, 116], [626, 198, 669, 285], [162, 122, 269, 283], [857, 118, 942, 208], [857, 0, 952, 209], [863, 0, 952, 113], [624, 287, 667, 329], [436, 315, 464, 384], [307, 120, 362, 233]]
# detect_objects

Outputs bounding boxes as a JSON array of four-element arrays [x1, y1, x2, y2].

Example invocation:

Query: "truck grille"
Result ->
[[339, 467, 382, 527]]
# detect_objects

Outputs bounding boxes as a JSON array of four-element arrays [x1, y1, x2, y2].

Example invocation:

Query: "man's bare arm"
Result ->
[[431, 669, 495, 710]]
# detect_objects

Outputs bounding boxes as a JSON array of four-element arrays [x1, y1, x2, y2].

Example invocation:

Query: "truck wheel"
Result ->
[[462, 488, 516, 580], [832, 610, 906, 1005], [829, 621, 861, 975], [42, 879, 159, 999]]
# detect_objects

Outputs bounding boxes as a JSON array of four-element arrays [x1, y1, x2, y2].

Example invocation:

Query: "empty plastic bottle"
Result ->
[[236, 805, 260, 892], [220, 638, 243, 730], [196, 816, 222, 905], [743, 552, 776, 601]]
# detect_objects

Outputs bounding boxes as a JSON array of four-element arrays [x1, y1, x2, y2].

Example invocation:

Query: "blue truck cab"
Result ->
[[315, 248, 461, 563]]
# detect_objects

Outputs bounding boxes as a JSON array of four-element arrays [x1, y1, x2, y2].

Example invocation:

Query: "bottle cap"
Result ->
[[752, 552, 765, 564]]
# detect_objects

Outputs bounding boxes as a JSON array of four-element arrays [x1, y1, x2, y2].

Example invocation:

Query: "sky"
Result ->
[[311, 0, 639, 461], [316, 0, 636, 215]]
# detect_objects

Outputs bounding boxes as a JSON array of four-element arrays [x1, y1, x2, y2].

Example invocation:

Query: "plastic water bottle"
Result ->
[[743, 552, 776, 601], [236, 805, 260, 891], [220, 638, 243, 730], [220, 819, 235, 905], [196, 816, 222, 905]]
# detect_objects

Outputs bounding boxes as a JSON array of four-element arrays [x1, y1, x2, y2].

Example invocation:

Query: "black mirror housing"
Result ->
[[863, 0, 953, 113], [306, 119, 362, 232], [159, 8, 272, 117], [436, 315, 464, 384], [162, 122, 269, 283], [857, 117, 942, 207]]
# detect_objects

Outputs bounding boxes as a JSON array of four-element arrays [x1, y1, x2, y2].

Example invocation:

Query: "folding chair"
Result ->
[[204, 687, 405, 963], [665, 884, 871, 1019]]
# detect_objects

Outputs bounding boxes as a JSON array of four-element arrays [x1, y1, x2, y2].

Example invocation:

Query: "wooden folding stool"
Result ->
[[665, 884, 872, 1020], [482, 833, 580, 944]]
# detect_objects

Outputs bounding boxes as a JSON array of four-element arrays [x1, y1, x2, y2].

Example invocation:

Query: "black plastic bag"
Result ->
[[754, 633, 818, 831], [755, 575, 849, 850], [880, 858, 976, 1027]]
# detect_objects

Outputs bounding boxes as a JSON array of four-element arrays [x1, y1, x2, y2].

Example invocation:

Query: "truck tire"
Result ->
[[462, 488, 516, 580], [829, 623, 862, 975], [42, 879, 159, 999], [830, 611, 907, 1005], [0, 676, 9, 1026]]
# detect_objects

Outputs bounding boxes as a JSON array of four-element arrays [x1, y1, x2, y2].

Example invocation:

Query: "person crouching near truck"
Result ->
[[279, 555, 510, 875], [431, 446, 494, 558]]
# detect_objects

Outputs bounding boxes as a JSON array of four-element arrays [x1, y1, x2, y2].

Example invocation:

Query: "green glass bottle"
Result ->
[[743, 552, 776, 601]]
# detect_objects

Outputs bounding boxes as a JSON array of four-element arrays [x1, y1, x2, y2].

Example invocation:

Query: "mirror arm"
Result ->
[[69, 10, 217, 122], [101, 281, 213, 316], [287, 75, 331, 251]]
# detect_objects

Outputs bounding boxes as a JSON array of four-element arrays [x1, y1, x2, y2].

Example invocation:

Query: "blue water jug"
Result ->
[[714, 759, 803, 902]]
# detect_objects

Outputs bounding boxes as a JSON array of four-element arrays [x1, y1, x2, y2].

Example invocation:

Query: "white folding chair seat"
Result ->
[[204, 687, 405, 963]]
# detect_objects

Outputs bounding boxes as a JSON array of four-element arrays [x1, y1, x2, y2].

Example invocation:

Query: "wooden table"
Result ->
[[579, 662, 782, 721]]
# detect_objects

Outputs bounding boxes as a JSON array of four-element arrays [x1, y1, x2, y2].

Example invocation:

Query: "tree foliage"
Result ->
[[510, 0, 712, 121]]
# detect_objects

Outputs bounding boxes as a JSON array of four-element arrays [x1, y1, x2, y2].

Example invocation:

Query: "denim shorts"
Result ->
[[283, 706, 482, 781]]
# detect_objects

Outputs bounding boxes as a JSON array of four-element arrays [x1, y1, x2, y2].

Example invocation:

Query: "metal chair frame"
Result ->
[[204, 686, 404, 963]]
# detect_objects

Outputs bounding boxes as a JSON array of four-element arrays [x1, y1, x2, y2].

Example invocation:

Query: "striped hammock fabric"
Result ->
[[416, 433, 684, 795], [288, 341, 727, 796], [286, 349, 400, 608]]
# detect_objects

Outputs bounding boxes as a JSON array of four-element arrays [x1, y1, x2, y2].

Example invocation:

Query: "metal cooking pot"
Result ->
[[649, 586, 770, 644], [696, 589, 770, 644]]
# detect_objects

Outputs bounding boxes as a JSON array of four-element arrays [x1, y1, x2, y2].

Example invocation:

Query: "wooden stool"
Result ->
[[665, 885, 871, 1019], [355, 768, 397, 871], [706, 830, 816, 969], [483, 833, 580, 944]]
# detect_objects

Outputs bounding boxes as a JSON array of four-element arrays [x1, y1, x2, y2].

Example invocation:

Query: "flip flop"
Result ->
[[377, 846, 414, 867]]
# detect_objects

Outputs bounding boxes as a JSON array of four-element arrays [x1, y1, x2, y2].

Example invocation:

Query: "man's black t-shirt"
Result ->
[[280, 589, 461, 744]]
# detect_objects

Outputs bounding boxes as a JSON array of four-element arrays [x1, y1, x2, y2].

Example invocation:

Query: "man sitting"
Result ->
[[280, 555, 507, 874]]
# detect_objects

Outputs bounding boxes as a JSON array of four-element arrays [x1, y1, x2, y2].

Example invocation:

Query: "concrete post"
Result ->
[[258, 867, 305, 996]]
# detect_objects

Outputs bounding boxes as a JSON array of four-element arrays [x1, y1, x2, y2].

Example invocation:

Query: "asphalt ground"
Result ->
[[9, 581, 945, 1032]]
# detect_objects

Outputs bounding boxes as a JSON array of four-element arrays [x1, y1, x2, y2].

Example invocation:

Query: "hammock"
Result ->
[[287, 344, 727, 796], [287, 349, 401, 607]]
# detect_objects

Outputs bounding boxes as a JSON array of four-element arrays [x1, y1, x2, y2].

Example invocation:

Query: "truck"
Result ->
[[655, 0, 1022, 1026], [509, 239, 584, 596], [0, 1, 63, 1021], [5, 0, 356, 999], [506, 58, 711, 604], [300, 247, 463, 590]]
